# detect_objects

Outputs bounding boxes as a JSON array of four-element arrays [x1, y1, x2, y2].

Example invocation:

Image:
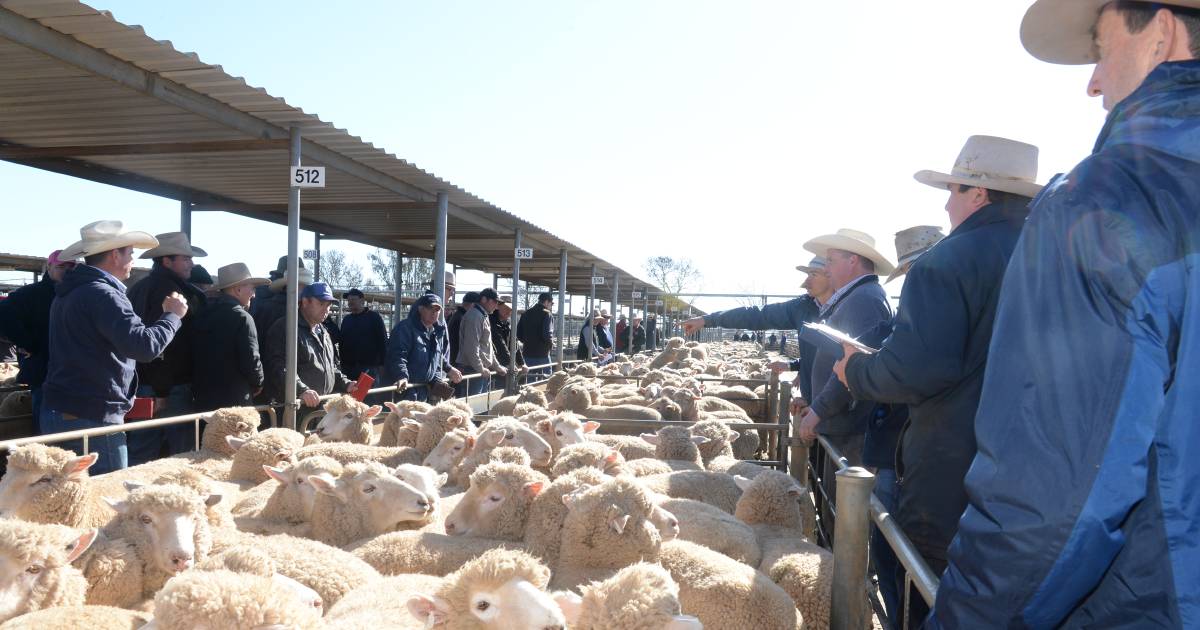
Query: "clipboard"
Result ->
[[801, 322, 878, 357]]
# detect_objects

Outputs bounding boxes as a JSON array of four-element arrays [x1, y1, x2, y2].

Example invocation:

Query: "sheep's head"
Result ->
[[107, 484, 219, 576], [544, 371, 570, 397], [197, 546, 324, 615], [424, 429, 475, 474], [535, 413, 599, 453], [733, 470, 806, 528], [646, 397, 683, 422], [560, 477, 663, 568], [691, 419, 740, 460], [515, 387, 549, 408], [554, 562, 701, 630], [415, 410, 475, 454], [392, 464, 448, 513], [640, 426, 708, 462], [308, 462, 432, 536], [227, 428, 306, 484], [201, 407, 259, 456], [548, 383, 591, 414], [262, 456, 343, 523], [477, 421, 553, 468], [145, 569, 324, 630], [0, 445, 96, 523], [312, 395, 381, 444], [407, 548, 564, 630], [0, 520, 93, 622], [445, 463, 547, 541], [549, 443, 625, 479]]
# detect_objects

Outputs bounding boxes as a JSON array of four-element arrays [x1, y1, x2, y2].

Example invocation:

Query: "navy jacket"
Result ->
[[127, 265, 207, 396], [0, 276, 56, 387], [191, 294, 263, 410], [931, 61, 1200, 628], [844, 199, 1028, 562], [338, 308, 387, 375], [809, 277, 892, 436], [703, 295, 822, 399], [383, 306, 447, 386], [42, 265, 180, 423], [517, 303, 554, 357]]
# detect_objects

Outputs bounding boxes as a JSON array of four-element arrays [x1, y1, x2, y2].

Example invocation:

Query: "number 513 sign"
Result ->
[[290, 166, 326, 188]]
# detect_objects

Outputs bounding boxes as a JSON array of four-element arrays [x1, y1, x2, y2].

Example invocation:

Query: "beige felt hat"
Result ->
[[139, 232, 207, 259], [803, 229, 896, 276], [215, 263, 270, 291], [795, 255, 828, 274], [914, 136, 1043, 198], [1021, 0, 1200, 65], [269, 267, 314, 293], [60, 220, 159, 260], [887, 225, 945, 283]]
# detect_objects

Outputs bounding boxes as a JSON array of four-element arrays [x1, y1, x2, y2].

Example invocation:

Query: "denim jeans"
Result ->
[[525, 355, 551, 379], [39, 408, 127, 474], [127, 384, 196, 465], [871, 467, 902, 625]]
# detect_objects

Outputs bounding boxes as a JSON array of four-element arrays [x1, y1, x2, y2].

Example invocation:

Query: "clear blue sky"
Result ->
[[0, 0, 1107, 314]]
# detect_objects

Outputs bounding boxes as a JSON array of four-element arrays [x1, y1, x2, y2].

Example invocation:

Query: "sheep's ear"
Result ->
[[226, 435, 248, 451], [609, 512, 631, 535], [690, 436, 710, 445], [401, 418, 422, 430], [406, 594, 450, 626], [102, 497, 127, 514], [522, 481, 544, 499], [63, 453, 99, 479], [364, 405, 383, 419], [65, 528, 98, 563], [640, 433, 659, 445], [583, 421, 600, 434], [122, 480, 146, 493], [664, 615, 705, 630], [787, 485, 804, 498], [435, 473, 449, 489], [307, 474, 340, 496], [273, 450, 292, 464], [464, 436, 477, 451], [139, 621, 160, 630], [483, 429, 506, 448], [263, 465, 289, 485], [553, 591, 584, 624], [733, 476, 754, 491], [604, 451, 623, 465], [205, 494, 223, 508], [411, 411, 431, 423], [536, 419, 552, 434], [447, 415, 466, 428], [383, 401, 400, 414], [561, 490, 585, 509]]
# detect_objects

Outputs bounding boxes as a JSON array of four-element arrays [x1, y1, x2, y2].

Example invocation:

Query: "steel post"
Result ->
[[432, 191, 449, 308], [611, 273, 619, 355], [588, 264, 597, 319], [313, 233, 322, 283], [831, 467, 875, 630], [179, 200, 192, 239], [556, 248, 567, 366], [394, 252, 404, 327], [283, 126, 302, 430], [507, 228, 523, 394]]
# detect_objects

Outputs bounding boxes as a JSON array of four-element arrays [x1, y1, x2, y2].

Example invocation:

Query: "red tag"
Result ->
[[127, 397, 155, 420], [352, 374, 374, 401]]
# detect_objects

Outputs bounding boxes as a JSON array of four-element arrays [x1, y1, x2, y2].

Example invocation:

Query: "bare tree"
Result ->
[[369, 250, 434, 293], [320, 249, 364, 290], [643, 256, 702, 296]]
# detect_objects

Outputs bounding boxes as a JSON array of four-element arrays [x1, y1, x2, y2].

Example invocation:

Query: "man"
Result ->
[[489, 297, 525, 388], [254, 263, 310, 344], [447, 290, 479, 385], [265, 282, 356, 408], [456, 288, 506, 396], [384, 293, 449, 402], [189, 264, 215, 297], [518, 292, 555, 376], [126, 232, 208, 462], [0, 250, 75, 432], [682, 255, 832, 402], [614, 315, 628, 354], [645, 314, 658, 350], [576, 310, 608, 361], [931, 2, 1200, 626], [595, 311, 614, 355], [630, 316, 647, 353], [338, 288, 387, 380], [192, 263, 270, 410], [41, 221, 186, 474]]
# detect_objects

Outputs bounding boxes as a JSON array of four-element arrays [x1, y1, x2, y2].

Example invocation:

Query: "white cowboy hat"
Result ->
[[795, 255, 828, 274], [269, 267, 314, 293], [803, 229, 896, 276], [1021, 0, 1200, 65], [139, 232, 207, 259], [60, 220, 159, 260], [215, 262, 270, 291], [887, 225, 945, 283], [914, 135, 1043, 198]]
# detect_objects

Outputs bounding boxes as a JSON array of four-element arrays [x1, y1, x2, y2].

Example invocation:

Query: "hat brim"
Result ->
[[1021, 0, 1200, 65], [269, 276, 313, 292], [802, 235, 896, 276], [795, 265, 826, 274], [885, 262, 912, 284], [914, 169, 1044, 198], [216, 277, 270, 291], [60, 231, 159, 260], [138, 245, 208, 259]]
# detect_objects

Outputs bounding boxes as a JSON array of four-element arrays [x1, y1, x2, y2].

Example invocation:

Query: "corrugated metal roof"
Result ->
[[0, 0, 700, 312]]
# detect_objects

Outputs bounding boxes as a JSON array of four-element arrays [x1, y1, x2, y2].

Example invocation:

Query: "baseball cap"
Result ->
[[300, 282, 336, 302]]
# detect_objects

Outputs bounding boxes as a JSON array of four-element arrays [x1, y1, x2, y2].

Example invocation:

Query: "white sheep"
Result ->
[[0, 445, 113, 528], [308, 394, 383, 444], [307, 461, 434, 547], [554, 562, 703, 630], [0, 606, 149, 629], [487, 385, 549, 416], [638, 470, 744, 514], [379, 400, 432, 447], [532, 412, 596, 456], [143, 568, 324, 629], [413, 401, 476, 456], [443, 462, 548, 540], [547, 442, 627, 480], [0, 520, 96, 623], [450, 418, 552, 487], [423, 428, 475, 477], [296, 440, 422, 469], [231, 455, 344, 534]]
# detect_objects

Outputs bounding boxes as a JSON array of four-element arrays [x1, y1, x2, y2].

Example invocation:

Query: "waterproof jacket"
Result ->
[[253, 290, 288, 346], [809, 277, 892, 436], [383, 306, 446, 386], [0, 276, 55, 387], [447, 306, 467, 368], [338, 307, 387, 376], [490, 311, 523, 368], [703, 296, 822, 399], [264, 312, 351, 401], [843, 199, 1028, 562], [517, 302, 554, 357], [931, 61, 1200, 628], [127, 265, 207, 396], [457, 304, 501, 373], [191, 294, 263, 410], [42, 265, 180, 423]]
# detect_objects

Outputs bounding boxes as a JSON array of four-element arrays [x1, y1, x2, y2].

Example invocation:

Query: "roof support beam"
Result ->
[[0, 139, 289, 158]]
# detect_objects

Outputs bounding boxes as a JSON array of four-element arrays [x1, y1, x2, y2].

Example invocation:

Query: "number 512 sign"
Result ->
[[290, 166, 326, 188]]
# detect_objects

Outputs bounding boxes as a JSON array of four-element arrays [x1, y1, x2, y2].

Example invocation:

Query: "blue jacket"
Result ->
[[932, 61, 1200, 628], [703, 295, 822, 399], [42, 264, 180, 424], [0, 276, 56, 387], [383, 306, 447, 386]]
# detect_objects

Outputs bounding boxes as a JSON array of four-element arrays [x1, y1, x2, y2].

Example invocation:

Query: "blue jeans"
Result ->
[[40, 408, 127, 474], [525, 356, 551, 378], [398, 385, 429, 403], [127, 384, 196, 465], [872, 467, 902, 625]]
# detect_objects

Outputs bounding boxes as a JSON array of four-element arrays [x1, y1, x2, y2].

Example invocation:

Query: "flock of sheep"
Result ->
[[0, 338, 833, 629]]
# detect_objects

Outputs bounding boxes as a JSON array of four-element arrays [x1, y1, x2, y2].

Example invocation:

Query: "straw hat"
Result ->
[[803, 229, 896, 276], [795, 255, 828, 274], [886, 226, 945, 283], [914, 136, 1043, 198], [139, 232, 207, 259], [60, 220, 159, 260], [1021, 0, 1200, 65], [269, 267, 314, 293], [215, 263, 270, 291]]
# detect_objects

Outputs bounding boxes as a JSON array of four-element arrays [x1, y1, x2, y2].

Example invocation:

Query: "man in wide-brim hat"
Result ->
[[925, 3, 1200, 628], [832, 134, 1042, 626], [192, 263, 271, 410], [885, 226, 944, 284]]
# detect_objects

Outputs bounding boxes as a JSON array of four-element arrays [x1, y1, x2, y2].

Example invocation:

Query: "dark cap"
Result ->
[[462, 291, 481, 304], [343, 288, 364, 299], [538, 292, 553, 303], [189, 264, 213, 285], [479, 288, 500, 301], [415, 293, 442, 309], [300, 282, 335, 302]]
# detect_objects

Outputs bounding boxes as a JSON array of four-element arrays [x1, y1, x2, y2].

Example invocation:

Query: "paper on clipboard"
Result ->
[[802, 322, 879, 354]]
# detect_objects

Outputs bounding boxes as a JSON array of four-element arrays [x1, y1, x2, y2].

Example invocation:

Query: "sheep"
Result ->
[[307, 461, 434, 547], [548, 442, 627, 479], [733, 471, 819, 568], [348, 530, 525, 577], [296, 440, 422, 470], [443, 462, 548, 540], [691, 418, 741, 463], [704, 384, 766, 417], [393, 463, 449, 508], [0, 520, 96, 623], [543, 370, 571, 397], [533, 412, 597, 456], [88, 483, 220, 608], [450, 419, 552, 488], [486, 446, 532, 467], [641, 426, 708, 467], [329, 548, 565, 629], [322, 574, 445, 628], [513, 402, 551, 420], [423, 428, 475, 476], [572, 362, 599, 377], [225, 427, 306, 486], [0, 391, 30, 419], [549, 382, 663, 421], [585, 433, 657, 461], [638, 470, 744, 514], [707, 455, 772, 480], [656, 539, 801, 630], [414, 401, 476, 456], [144, 569, 324, 630], [653, 494, 761, 566], [194, 545, 324, 613], [623, 458, 698, 477], [379, 399, 433, 447], [0, 606, 150, 630], [523, 468, 606, 566], [309, 394, 383, 444], [488, 385, 549, 416], [553, 562, 703, 630], [768, 544, 833, 630], [231, 455, 343, 531], [0, 445, 113, 527], [202, 535, 380, 609]]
